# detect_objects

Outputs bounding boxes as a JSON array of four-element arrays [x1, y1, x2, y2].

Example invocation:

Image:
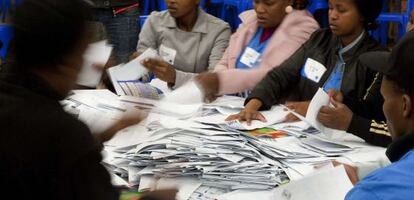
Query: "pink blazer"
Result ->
[[214, 9, 319, 95]]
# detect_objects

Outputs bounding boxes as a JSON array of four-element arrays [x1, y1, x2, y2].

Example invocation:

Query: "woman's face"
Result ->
[[254, 0, 292, 28], [328, 0, 364, 37], [166, 0, 199, 19]]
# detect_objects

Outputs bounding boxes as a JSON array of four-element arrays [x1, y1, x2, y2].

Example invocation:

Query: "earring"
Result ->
[[285, 5, 293, 14]]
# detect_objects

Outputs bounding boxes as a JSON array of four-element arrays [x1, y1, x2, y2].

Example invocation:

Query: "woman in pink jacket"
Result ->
[[197, 0, 319, 101]]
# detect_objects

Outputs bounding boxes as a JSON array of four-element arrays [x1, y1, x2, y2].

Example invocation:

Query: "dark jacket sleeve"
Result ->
[[246, 45, 307, 110], [56, 115, 119, 200], [344, 73, 392, 147], [70, 145, 119, 200]]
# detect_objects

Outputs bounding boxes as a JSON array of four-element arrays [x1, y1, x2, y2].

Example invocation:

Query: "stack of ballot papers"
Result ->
[[77, 40, 113, 87], [61, 90, 384, 200]]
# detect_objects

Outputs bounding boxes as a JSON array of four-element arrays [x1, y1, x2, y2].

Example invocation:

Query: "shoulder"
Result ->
[[283, 9, 319, 28], [204, 11, 231, 31], [149, 10, 169, 20], [361, 34, 384, 52], [301, 28, 335, 49]]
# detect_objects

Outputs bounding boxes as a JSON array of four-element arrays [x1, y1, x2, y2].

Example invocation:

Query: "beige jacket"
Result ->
[[137, 9, 231, 88]]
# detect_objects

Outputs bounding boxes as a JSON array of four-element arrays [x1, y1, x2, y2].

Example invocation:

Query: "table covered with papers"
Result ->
[[62, 86, 389, 200]]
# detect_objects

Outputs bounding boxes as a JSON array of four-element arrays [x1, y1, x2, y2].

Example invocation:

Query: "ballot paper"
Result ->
[[156, 177, 202, 200], [77, 40, 113, 87], [305, 88, 341, 136], [117, 80, 164, 100], [193, 105, 289, 130], [273, 166, 353, 200], [108, 48, 159, 95], [154, 81, 204, 119]]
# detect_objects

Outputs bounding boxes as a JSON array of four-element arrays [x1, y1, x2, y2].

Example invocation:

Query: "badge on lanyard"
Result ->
[[240, 47, 261, 68], [159, 44, 177, 65], [301, 58, 327, 83]]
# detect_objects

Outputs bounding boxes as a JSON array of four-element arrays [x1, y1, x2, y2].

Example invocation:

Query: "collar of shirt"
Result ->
[[161, 8, 209, 34], [0, 67, 65, 101], [337, 31, 365, 61], [386, 133, 414, 162]]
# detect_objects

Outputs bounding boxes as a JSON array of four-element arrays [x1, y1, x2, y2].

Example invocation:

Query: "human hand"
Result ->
[[284, 101, 310, 122], [327, 89, 344, 102], [195, 72, 220, 103], [317, 97, 353, 131], [141, 58, 176, 85], [225, 99, 266, 126], [129, 51, 140, 61], [97, 110, 147, 143]]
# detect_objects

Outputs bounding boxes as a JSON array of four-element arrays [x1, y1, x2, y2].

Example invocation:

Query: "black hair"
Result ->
[[12, 0, 90, 70], [353, 0, 383, 30], [292, 0, 309, 10]]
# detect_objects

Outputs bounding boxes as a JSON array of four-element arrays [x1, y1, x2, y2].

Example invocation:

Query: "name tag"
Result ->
[[301, 58, 327, 83], [159, 44, 177, 65], [240, 47, 261, 68]]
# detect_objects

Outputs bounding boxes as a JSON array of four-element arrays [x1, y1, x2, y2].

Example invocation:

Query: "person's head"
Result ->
[[328, 0, 382, 38], [165, 0, 199, 19], [406, 10, 414, 32], [13, 0, 90, 95], [360, 30, 414, 140], [254, 0, 308, 28]]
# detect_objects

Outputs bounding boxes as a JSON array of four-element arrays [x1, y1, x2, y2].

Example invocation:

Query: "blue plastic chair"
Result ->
[[307, 0, 328, 14], [205, 0, 224, 17], [0, 25, 13, 59], [143, 0, 157, 14], [376, 0, 414, 45], [1, 0, 12, 22], [139, 15, 148, 28], [307, 0, 329, 27], [220, 0, 252, 29]]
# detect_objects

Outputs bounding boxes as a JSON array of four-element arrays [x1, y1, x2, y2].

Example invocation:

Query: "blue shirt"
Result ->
[[236, 27, 272, 69], [323, 32, 365, 92], [345, 149, 414, 200]]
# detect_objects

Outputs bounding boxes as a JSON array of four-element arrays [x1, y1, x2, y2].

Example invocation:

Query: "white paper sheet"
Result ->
[[77, 40, 113, 87], [273, 166, 353, 200]]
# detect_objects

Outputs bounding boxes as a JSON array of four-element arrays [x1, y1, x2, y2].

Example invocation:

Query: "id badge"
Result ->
[[240, 47, 261, 68], [159, 44, 177, 65], [300, 58, 327, 83]]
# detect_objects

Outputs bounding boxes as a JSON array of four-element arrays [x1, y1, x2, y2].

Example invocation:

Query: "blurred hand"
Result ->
[[195, 72, 220, 103], [97, 110, 147, 143], [141, 58, 176, 85], [327, 89, 344, 102], [317, 97, 353, 131], [284, 101, 310, 122], [332, 161, 359, 185], [129, 51, 140, 61], [225, 99, 266, 126]]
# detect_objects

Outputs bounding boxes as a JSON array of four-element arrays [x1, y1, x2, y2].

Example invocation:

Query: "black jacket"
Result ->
[[247, 29, 391, 147], [0, 69, 118, 200], [91, 0, 138, 8]]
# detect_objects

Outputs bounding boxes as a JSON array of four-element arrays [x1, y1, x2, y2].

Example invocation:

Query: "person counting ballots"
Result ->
[[0, 0, 175, 200], [345, 28, 414, 200], [132, 0, 231, 88], [195, 0, 319, 101], [226, 0, 392, 147]]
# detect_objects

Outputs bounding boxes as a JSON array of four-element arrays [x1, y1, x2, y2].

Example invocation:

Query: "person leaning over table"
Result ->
[[195, 0, 319, 101], [0, 0, 176, 199], [318, 8, 414, 148], [344, 29, 414, 200], [131, 0, 231, 88], [227, 0, 392, 147]]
